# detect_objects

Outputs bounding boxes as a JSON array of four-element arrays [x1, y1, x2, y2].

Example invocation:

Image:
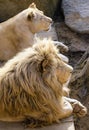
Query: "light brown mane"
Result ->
[[0, 39, 64, 124]]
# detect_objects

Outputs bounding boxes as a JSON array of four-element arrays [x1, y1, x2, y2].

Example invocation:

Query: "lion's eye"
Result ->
[[40, 17, 43, 20], [57, 60, 64, 69]]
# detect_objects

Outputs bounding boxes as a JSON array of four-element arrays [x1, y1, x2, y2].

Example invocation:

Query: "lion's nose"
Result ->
[[50, 18, 53, 23], [68, 65, 73, 73], [65, 63, 73, 73], [47, 17, 53, 23]]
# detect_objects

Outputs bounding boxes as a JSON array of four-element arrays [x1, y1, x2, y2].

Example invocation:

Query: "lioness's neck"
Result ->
[[1, 17, 35, 49]]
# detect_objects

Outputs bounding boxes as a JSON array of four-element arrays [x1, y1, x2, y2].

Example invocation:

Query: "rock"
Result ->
[[55, 22, 89, 52], [0, 0, 59, 22], [62, 0, 89, 33], [0, 116, 75, 130]]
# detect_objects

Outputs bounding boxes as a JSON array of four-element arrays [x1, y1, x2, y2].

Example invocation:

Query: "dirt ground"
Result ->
[[55, 22, 89, 130]]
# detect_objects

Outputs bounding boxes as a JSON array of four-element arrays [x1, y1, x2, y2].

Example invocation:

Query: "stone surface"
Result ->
[[0, 0, 59, 22], [62, 0, 89, 33], [55, 22, 89, 53], [0, 116, 75, 130]]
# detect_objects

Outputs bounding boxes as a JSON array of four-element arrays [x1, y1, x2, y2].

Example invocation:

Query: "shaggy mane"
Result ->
[[0, 38, 64, 126]]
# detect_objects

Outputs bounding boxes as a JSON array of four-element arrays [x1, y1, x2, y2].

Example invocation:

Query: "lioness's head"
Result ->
[[17, 3, 52, 33]]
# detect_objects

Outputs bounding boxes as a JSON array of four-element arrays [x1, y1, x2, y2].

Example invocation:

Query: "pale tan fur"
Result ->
[[0, 39, 87, 127], [0, 3, 52, 61]]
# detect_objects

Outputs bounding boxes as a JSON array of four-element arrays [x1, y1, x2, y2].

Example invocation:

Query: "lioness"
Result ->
[[0, 38, 87, 127], [0, 3, 52, 61]]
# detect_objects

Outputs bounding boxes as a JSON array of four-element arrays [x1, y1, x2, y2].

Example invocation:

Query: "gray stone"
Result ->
[[0, 0, 59, 22], [62, 0, 89, 33], [0, 116, 75, 130]]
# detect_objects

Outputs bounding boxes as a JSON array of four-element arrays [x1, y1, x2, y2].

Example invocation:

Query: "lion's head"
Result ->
[[0, 38, 73, 124]]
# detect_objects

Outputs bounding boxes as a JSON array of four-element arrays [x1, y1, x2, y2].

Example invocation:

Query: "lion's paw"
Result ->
[[72, 101, 87, 117]]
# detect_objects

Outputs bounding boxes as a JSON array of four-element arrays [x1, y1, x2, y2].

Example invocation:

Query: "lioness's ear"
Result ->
[[27, 12, 35, 21], [41, 59, 49, 72], [29, 3, 36, 8]]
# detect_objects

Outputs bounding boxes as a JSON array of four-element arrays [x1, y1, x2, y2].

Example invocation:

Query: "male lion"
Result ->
[[0, 38, 87, 127], [0, 3, 52, 61]]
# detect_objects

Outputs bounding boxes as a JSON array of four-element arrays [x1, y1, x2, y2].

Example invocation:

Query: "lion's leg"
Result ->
[[58, 98, 73, 119], [53, 41, 69, 53], [64, 97, 87, 117]]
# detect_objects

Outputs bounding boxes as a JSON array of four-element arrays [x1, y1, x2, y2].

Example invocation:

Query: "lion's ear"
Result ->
[[27, 12, 35, 21], [29, 3, 36, 8], [41, 59, 49, 72]]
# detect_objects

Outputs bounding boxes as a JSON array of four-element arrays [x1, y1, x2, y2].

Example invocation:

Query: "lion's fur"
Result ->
[[0, 3, 52, 61], [0, 38, 73, 126]]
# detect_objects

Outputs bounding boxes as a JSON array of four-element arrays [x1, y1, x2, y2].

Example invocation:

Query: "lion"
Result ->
[[0, 38, 87, 127], [0, 3, 52, 61]]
